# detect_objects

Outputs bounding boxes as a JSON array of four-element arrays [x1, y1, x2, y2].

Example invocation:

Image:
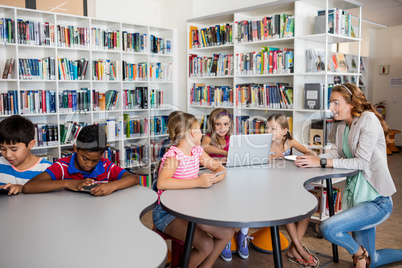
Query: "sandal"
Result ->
[[302, 246, 320, 267], [288, 256, 307, 267], [353, 245, 371, 268]]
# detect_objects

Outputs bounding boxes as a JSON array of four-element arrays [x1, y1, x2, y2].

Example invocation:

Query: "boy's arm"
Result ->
[[91, 171, 139, 196], [23, 172, 94, 194], [201, 136, 228, 156]]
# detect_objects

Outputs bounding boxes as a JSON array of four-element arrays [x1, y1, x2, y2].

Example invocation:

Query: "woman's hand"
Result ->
[[295, 155, 321, 168]]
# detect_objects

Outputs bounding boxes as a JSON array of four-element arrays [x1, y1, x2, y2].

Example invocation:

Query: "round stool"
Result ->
[[250, 227, 290, 253]]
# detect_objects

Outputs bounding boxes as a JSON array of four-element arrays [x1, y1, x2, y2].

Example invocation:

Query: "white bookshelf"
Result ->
[[187, 0, 362, 222], [0, 5, 178, 187]]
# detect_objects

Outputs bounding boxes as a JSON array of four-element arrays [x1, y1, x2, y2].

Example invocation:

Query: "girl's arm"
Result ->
[[157, 157, 215, 190], [201, 135, 228, 156], [289, 139, 317, 157], [199, 151, 226, 183]]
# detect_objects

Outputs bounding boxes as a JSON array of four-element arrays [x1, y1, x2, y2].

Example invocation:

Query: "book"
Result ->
[[336, 53, 347, 73]]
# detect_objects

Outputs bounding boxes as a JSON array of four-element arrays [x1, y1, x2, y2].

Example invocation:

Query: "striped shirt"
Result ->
[[0, 156, 52, 185], [157, 146, 203, 199], [45, 153, 126, 182]]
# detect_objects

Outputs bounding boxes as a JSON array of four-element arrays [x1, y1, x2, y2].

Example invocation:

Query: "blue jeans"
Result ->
[[321, 196, 402, 267]]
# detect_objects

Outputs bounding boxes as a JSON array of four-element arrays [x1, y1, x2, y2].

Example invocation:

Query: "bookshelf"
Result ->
[[0, 5, 178, 188], [187, 0, 362, 223]]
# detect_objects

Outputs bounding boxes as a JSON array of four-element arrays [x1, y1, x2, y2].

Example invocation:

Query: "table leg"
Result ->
[[270, 226, 283, 268], [325, 178, 339, 263], [182, 221, 196, 268]]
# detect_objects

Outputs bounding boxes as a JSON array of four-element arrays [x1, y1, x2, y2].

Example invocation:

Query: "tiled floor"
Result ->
[[141, 152, 402, 267]]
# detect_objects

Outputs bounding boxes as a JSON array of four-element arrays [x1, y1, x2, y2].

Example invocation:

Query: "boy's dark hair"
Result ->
[[75, 124, 107, 153], [0, 115, 35, 147]]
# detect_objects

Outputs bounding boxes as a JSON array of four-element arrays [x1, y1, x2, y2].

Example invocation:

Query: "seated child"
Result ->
[[0, 115, 52, 195], [153, 112, 234, 267], [23, 124, 138, 195], [202, 108, 251, 261], [267, 114, 319, 267]]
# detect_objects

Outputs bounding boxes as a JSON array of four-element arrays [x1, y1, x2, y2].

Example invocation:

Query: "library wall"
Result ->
[[370, 25, 402, 146]]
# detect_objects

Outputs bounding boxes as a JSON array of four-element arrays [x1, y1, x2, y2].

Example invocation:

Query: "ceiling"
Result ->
[[354, 0, 402, 27]]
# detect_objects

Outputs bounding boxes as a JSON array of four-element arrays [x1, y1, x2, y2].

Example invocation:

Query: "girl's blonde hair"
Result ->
[[267, 114, 293, 144], [332, 83, 390, 143], [168, 112, 199, 146], [207, 108, 233, 147]]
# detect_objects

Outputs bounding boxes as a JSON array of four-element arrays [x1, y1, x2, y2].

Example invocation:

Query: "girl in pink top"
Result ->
[[153, 112, 234, 268]]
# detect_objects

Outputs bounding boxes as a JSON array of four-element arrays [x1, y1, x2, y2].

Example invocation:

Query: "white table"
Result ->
[[0, 186, 167, 268], [160, 160, 357, 268]]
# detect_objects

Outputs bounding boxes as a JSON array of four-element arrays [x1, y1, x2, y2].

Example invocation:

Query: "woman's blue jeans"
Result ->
[[320, 196, 402, 267]]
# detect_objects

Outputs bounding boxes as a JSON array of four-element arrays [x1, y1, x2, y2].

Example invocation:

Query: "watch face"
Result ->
[[321, 158, 327, 166]]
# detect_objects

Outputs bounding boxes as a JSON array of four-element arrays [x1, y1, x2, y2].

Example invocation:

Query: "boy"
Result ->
[[0, 115, 52, 195], [23, 124, 139, 196]]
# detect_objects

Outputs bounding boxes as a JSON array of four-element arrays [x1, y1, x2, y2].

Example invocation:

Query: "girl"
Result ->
[[201, 108, 251, 261], [267, 114, 319, 267], [295, 83, 402, 268], [153, 112, 234, 268]]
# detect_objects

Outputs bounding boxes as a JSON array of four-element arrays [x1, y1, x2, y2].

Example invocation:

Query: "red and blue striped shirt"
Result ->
[[45, 153, 126, 182]]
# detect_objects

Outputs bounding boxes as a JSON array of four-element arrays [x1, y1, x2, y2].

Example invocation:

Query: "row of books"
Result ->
[[92, 59, 119, 81], [20, 90, 56, 114], [57, 25, 90, 48], [59, 89, 90, 113], [236, 116, 268, 135], [18, 57, 56, 80], [122, 32, 146, 52], [190, 84, 233, 107], [122, 61, 147, 81], [2, 58, 15, 79], [150, 89, 164, 109], [59, 122, 88, 144], [236, 83, 293, 109], [233, 14, 294, 43], [137, 173, 153, 188], [36, 153, 56, 163], [122, 87, 148, 110], [102, 146, 120, 166], [17, 20, 54, 46], [189, 53, 234, 77], [150, 139, 165, 163], [90, 28, 120, 50], [98, 118, 124, 141], [150, 35, 172, 54], [123, 114, 148, 138], [93, 90, 119, 111], [306, 49, 359, 73], [58, 58, 89, 80], [315, 9, 354, 37], [149, 62, 172, 81], [198, 115, 210, 134], [150, 116, 168, 136], [34, 123, 59, 147], [189, 24, 233, 49], [124, 144, 149, 168], [309, 186, 342, 218], [0, 90, 18, 115], [0, 18, 14, 43], [236, 47, 294, 75]]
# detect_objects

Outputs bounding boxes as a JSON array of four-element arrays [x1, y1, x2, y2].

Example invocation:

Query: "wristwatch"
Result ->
[[320, 158, 327, 168]]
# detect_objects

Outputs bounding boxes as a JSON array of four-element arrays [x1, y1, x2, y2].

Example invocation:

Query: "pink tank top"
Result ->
[[206, 134, 229, 158]]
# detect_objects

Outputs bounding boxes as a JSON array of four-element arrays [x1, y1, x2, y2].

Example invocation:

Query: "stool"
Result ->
[[152, 225, 185, 268], [250, 227, 290, 253], [388, 130, 401, 153]]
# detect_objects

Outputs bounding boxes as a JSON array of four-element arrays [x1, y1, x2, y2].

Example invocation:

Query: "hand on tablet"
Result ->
[[1, 183, 23, 195]]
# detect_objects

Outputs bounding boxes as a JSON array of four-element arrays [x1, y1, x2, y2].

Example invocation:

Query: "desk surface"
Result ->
[[0, 187, 167, 268], [161, 160, 357, 227]]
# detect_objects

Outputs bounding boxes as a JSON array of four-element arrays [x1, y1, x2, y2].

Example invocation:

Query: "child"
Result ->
[[267, 114, 319, 267], [0, 115, 52, 195], [153, 112, 234, 267], [201, 108, 251, 261], [23, 124, 138, 195], [201, 108, 233, 161]]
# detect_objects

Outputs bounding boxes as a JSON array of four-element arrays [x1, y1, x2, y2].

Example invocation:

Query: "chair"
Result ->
[[250, 227, 290, 253], [152, 225, 185, 268]]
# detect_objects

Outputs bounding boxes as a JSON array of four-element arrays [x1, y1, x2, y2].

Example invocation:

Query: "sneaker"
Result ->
[[236, 231, 252, 259], [220, 241, 232, 261]]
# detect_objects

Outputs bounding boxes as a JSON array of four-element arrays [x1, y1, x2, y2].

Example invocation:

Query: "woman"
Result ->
[[295, 83, 402, 268]]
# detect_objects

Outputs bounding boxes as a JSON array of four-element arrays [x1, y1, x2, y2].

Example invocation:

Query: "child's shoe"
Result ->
[[220, 241, 232, 261], [236, 231, 252, 259]]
